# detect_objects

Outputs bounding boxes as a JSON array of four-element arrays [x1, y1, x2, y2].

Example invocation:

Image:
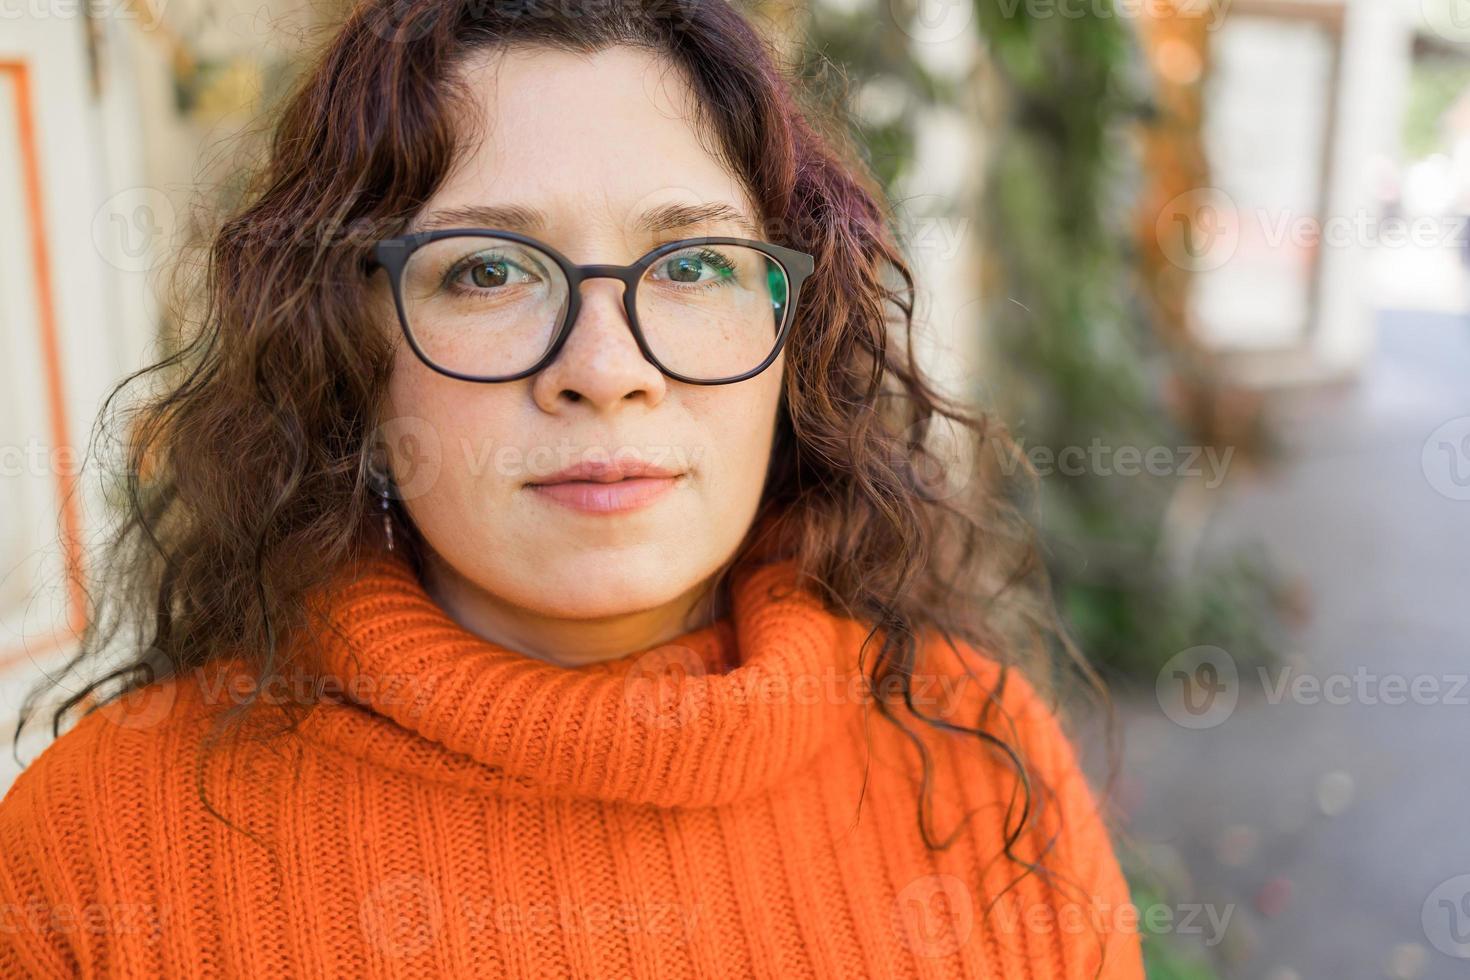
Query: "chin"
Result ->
[[526, 547, 707, 615]]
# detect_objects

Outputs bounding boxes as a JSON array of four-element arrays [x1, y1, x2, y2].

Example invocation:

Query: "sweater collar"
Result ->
[[290, 545, 869, 807]]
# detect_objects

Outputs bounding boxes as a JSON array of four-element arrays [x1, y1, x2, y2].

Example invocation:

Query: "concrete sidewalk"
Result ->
[[1116, 311, 1470, 979]]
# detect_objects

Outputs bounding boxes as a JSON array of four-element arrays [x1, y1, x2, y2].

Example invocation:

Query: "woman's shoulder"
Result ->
[[0, 663, 243, 974], [825, 626, 1143, 976], [907, 629, 1144, 978], [905, 629, 1115, 837], [0, 657, 262, 843], [904, 627, 1079, 762]]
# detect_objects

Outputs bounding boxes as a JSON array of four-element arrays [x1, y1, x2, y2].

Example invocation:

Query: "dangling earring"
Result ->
[[379, 483, 395, 552], [366, 445, 396, 552]]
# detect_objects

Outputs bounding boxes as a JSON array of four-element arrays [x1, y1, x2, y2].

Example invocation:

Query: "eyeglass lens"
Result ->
[[396, 235, 791, 380]]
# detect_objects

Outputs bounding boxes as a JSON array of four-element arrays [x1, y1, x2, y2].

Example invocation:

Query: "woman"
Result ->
[[1, 1, 1144, 976]]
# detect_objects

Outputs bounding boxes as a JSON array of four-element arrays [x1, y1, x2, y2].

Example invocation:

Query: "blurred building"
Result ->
[[0, 0, 344, 783], [1152, 0, 1414, 385]]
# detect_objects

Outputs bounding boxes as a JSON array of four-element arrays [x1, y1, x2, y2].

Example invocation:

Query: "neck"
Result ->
[[417, 551, 727, 669]]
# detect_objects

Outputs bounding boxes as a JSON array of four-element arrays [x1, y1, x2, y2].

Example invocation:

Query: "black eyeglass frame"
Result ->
[[366, 228, 816, 386]]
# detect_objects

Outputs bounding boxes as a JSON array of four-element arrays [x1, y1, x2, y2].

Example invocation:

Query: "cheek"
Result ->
[[690, 372, 783, 510], [381, 355, 519, 521]]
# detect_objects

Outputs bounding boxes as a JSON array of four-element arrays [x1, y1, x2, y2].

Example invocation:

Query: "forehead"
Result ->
[[423, 44, 759, 243]]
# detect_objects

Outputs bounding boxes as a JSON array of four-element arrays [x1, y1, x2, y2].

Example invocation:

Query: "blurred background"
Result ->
[[2, 0, 1469, 976]]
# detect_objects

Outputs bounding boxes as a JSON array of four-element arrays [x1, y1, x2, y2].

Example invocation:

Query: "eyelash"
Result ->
[[443, 253, 534, 295], [657, 247, 737, 281], [438, 243, 740, 296]]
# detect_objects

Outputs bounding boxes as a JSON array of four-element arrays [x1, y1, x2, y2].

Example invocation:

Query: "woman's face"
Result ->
[[375, 45, 785, 657]]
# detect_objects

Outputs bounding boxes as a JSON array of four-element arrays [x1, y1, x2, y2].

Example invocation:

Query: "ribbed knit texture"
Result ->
[[0, 549, 1144, 978]]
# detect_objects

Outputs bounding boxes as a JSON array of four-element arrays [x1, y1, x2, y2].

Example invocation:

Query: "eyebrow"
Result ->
[[410, 201, 762, 238]]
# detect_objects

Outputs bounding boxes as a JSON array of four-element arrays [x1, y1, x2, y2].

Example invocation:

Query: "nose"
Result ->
[[530, 276, 667, 414]]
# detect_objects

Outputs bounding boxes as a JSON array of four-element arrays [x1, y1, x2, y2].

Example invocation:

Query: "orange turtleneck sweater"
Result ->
[[0, 551, 1143, 978]]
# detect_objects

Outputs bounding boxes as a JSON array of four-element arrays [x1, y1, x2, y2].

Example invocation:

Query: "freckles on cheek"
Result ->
[[382, 363, 515, 509], [694, 388, 780, 494]]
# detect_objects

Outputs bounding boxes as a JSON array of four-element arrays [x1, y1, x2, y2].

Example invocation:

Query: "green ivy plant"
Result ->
[[791, 0, 1284, 681]]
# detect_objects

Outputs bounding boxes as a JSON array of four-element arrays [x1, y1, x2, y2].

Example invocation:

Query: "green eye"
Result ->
[[768, 263, 787, 312]]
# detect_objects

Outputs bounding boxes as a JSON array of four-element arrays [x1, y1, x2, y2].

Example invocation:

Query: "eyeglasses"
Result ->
[[366, 228, 815, 385]]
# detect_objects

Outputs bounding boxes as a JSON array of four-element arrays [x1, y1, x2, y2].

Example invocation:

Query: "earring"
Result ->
[[379, 483, 395, 552], [367, 445, 396, 553]]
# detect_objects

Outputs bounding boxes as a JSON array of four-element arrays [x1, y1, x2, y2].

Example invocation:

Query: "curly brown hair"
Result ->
[[17, 0, 1118, 955]]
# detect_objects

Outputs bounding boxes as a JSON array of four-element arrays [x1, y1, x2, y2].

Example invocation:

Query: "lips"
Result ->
[[528, 476, 680, 515], [525, 459, 687, 515], [526, 460, 684, 486]]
